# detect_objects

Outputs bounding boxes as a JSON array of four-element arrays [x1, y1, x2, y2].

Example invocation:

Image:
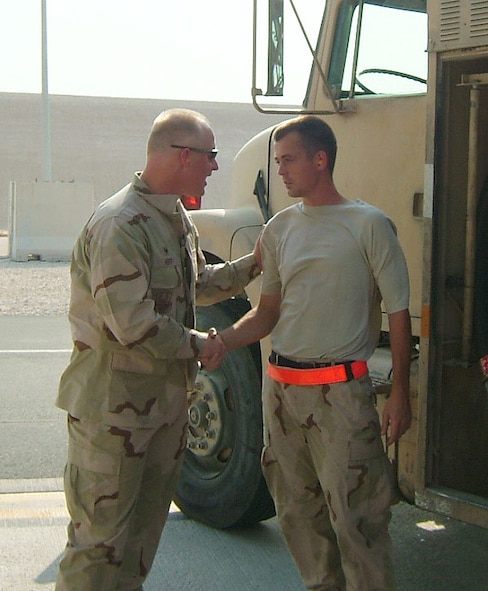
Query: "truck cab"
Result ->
[[174, 0, 488, 530]]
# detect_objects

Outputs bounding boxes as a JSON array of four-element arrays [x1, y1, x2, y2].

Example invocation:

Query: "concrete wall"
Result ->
[[0, 93, 287, 233], [9, 181, 95, 261]]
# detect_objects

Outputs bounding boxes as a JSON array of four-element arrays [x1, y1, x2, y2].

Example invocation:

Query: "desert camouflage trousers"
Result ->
[[261, 374, 396, 591], [55, 391, 188, 591]]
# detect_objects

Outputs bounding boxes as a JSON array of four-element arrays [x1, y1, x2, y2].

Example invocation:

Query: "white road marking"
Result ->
[[0, 349, 71, 353]]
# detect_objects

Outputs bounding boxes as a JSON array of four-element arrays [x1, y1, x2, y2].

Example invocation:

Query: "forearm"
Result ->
[[220, 310, 268, 351], [388, 308, 412, 395], [381, 308, 412, 444], [220, 293, 280, 351], [196, 253, 261, 306]]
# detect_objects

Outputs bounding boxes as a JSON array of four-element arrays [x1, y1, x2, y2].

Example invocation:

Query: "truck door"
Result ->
[[417, 6, 488, 528]]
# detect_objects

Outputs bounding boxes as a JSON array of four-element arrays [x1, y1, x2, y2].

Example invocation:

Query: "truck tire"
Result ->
[[174, 299, 276, 528]]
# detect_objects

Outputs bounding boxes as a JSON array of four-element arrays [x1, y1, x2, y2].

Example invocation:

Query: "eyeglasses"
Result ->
[[171, 144, 218, 160]]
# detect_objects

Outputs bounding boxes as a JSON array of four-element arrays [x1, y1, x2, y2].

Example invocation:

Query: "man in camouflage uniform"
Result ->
[[221, 116, 412, 590], [55, 109, 260, 591]]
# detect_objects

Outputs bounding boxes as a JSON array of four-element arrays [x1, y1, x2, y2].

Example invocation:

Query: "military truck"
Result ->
[[174, 0, 488, 530]]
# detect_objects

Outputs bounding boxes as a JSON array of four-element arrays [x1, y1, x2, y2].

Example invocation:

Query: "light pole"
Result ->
[[41, 0, 52, 181]]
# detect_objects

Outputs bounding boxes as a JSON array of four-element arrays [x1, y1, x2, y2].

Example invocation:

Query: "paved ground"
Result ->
[[1, 485, 488, 591]]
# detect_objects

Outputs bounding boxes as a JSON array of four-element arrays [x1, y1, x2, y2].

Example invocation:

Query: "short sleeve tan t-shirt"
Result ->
[[260, 200, 409, 361]]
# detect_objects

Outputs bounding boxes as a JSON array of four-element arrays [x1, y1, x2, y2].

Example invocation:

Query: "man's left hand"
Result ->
[[381, 387, 412, 446]]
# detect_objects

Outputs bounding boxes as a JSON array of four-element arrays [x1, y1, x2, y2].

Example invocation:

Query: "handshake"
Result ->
[[198, 327, 227, 371]]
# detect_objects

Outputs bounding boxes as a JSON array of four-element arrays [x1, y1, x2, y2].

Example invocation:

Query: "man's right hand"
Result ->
[[199, 329, 226, 371]]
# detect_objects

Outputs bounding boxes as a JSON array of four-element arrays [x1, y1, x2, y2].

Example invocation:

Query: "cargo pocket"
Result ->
[[347, 432, 394, 508], [108, 350, 166, 425], [348, 433, 385, 463], [65, 440, 122, 526]]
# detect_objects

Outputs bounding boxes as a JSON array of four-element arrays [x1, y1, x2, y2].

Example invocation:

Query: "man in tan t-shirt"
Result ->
[[220, 115, 412, 591]]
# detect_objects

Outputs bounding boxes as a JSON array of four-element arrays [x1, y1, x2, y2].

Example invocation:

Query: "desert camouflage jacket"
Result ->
[[56, 173, 260, 426]]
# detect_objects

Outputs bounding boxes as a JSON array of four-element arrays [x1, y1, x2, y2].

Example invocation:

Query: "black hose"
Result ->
[[474, 178, 488, 358]]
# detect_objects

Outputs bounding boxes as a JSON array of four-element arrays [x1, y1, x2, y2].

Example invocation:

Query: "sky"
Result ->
[[0, 0, 255, 103], [0, 2, 427, 105]]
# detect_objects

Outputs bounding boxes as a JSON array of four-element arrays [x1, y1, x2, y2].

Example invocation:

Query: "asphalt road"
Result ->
[[0, 316, 70, 480]]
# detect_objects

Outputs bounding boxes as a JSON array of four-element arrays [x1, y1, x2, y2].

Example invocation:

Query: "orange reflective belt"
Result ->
[[267, 360, 368, 386]]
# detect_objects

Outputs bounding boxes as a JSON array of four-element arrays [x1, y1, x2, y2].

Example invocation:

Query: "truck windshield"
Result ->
[[254, 0, 427, 113], [331, 1, 428, 98]]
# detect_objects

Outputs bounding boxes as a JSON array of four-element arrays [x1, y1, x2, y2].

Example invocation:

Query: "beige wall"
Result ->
[[0, 93, 287, 231]]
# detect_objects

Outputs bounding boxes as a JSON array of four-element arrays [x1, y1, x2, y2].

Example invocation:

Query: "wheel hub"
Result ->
[[187, 371, 225, 457]]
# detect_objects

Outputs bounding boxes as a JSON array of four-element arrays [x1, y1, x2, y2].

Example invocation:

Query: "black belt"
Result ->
[[269, 352, 359, 382], [270, 351, 355, 371]]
